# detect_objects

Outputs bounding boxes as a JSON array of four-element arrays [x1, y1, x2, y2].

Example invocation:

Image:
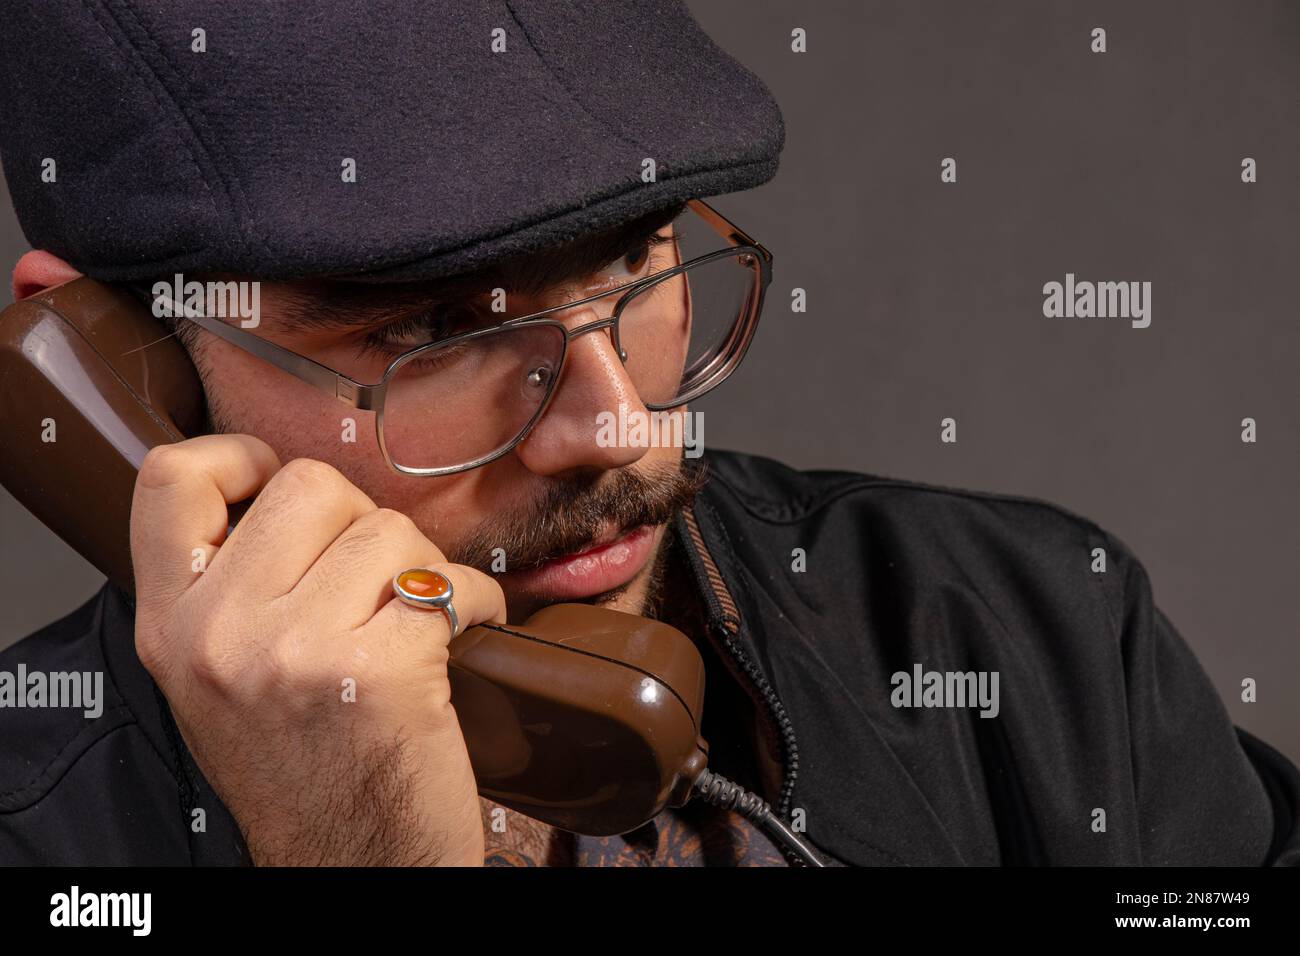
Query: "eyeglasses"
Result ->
[[133, 199, 771, 476]]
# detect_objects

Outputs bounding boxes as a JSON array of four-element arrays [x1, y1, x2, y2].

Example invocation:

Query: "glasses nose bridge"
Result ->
[[560, 314, 628, 368], [564, 313, 616, 341], [528, 295, 632, 414], [549, 289, 628, 358]]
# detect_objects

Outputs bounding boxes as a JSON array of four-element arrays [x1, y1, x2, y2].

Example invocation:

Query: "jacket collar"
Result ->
[[682, 456, 970, 865], [673, 498, 796, 815]]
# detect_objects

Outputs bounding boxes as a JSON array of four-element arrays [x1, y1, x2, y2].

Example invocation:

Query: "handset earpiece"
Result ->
[[0, 278, 205, 592]]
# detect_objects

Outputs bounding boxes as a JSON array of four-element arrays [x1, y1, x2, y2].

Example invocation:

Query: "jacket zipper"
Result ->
[[679, 504, 801, 820]]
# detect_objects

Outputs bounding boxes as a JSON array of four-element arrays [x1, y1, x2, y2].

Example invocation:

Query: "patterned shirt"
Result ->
[[573, 805, 788, 867]]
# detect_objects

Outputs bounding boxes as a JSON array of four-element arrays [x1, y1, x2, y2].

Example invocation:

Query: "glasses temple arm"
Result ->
[[687, 198, 771, 262], [153, 296, 380, 410]]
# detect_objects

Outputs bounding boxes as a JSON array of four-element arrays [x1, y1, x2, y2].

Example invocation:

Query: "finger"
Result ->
[[130, 434, 281, 606], [204, 457, 377, 600], [365, 563, 507, 649], [291, 506, 448, 630]]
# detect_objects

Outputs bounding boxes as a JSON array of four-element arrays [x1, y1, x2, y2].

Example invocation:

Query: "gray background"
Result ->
[[2, 0, 1296, 763]]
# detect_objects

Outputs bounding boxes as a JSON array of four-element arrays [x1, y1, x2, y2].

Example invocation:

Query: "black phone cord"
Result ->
[[692, 769, 826, 867]]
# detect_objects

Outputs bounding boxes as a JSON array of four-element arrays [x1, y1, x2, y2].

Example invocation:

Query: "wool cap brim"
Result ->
[[0, 0, 783, 284]]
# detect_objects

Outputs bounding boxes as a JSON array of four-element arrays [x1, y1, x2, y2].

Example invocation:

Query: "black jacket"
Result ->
[[2, 449, 1297, 865]]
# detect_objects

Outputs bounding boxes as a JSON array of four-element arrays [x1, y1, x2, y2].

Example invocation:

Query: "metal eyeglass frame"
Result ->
[[131, 198, 772, 476]]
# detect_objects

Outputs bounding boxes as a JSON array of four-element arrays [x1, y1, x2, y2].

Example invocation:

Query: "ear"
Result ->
[[11, 250, 83, 301]]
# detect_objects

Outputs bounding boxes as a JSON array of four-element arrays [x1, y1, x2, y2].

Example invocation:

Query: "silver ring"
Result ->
[[392, 568, 460, 637]]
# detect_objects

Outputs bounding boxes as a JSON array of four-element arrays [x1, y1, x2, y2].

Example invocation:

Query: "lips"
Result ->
[[502, 524, 658, 602], [555, 525, 634, 560]]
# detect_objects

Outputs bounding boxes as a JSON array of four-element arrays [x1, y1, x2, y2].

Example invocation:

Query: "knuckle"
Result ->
[[135, 443, 191, 491], [332, 509, 424, 567], [277, 457, 347, 495], [367, 507, 418, 540], [263, 634, 312, 693], [187, 626, 245, 693], [327, 524, 383, 568]]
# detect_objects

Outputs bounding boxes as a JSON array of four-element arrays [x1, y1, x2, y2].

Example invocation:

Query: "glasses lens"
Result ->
[[381, 322, 565, 471], [616, 250, 762, 409]]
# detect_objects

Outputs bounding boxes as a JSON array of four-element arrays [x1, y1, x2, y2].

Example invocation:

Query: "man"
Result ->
[[1, 2, 1297, 867]]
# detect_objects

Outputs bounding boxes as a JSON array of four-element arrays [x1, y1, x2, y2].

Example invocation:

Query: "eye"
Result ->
[[360, 302, 479, 355], [609, 231, 677, 283], [623, 240, 651, 273]]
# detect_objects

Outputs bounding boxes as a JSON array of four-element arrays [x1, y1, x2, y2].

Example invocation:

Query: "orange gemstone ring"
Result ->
[[392, 567, 459, 636]]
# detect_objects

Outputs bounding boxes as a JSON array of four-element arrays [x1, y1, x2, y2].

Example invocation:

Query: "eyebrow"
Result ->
[[269, 203, 687, 335]]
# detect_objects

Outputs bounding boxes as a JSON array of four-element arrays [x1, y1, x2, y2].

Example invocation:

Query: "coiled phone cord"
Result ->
[[692, 769, 826, 867]]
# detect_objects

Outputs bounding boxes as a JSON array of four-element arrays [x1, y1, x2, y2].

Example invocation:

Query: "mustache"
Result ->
[[448, 458, 709, 573]]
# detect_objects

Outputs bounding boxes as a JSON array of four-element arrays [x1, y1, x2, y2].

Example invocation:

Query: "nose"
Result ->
[[512, 301, 653, 477]]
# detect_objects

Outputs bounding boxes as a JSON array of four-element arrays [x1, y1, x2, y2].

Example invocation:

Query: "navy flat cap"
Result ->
[[0, 0, 783, 283]]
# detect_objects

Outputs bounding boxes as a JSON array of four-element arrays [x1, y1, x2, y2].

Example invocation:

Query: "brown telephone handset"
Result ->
[[0, 278, 823, 862]]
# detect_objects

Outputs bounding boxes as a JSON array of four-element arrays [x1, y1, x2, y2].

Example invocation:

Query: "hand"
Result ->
[[129, 434, 504, 866]]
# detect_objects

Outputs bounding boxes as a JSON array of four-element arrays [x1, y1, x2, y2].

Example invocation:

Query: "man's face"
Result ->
[[184, 216, 704, 622]]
